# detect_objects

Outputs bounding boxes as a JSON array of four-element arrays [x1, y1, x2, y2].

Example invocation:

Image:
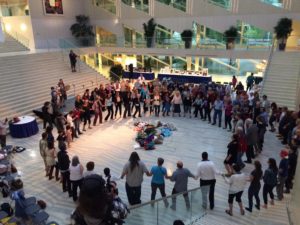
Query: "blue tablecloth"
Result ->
[[158, 74, 212, 84], [9, 117, 39, 138], [123, 71, 155, 80]]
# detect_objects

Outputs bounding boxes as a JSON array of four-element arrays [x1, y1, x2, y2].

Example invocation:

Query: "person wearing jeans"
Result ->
[[262, 158, 278, 208], [105, 94, 114, 121], [149, 158, 169, 207], [245, 161, 263, 212], [168, 161, 195, 210], [196, 152, 217, 210], [121, 152, 150, 205], [70, 156, 84, 202], [212, 96, 223, 127], [276, 150, 289, 200]]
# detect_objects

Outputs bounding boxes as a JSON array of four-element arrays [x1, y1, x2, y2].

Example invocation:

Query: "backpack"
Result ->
[[111, 197, 129, 221], [1, 203, 14, 216]]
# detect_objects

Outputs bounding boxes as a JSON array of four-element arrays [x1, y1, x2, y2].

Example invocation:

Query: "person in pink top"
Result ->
[[171, 91, 182, 117]]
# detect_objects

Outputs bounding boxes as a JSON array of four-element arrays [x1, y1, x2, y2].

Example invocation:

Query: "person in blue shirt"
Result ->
[[276, 149, 289, 200], [149, 158, 169, 207]]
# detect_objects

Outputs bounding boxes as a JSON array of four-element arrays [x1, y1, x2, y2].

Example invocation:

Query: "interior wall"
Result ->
[[2, 16, 35, 49], [28, 0, 85, 48], [286, 20, 300, 48]]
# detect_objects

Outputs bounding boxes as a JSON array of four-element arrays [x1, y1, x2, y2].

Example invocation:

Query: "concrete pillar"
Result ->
[[132, 30, 136, 48], [98, 53, 103, 73], [187, 57, 192, 70], [169, 56, 173, 68], [195, 57, 200, 71]]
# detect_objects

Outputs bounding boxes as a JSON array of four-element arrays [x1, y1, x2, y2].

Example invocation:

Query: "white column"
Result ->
[[195, 57, 199, 71], [116, 0, 121, 18], [0, 18, 4, 43], [186, 57, 192, 70], [149, 0, 155, 16]]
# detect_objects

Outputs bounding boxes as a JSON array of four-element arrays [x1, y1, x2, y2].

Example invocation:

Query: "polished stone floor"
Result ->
[[2, 114, 290, 225]]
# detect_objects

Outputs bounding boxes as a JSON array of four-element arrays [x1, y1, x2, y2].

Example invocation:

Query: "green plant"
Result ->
[[181, 29, 193, 49], [143, 18, 157, 48], [70, 15, 95, 46], [274, 17, 293, 51], [110, 64, 124, 82], [224, 26, 238, 49]]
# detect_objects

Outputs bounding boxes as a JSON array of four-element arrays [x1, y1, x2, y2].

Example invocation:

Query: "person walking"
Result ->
[[70, 155, 84, 202], [224, 100, 233, 131], [149, 158, 169, 207], [262, 158, 278, 209], [168, 161, 196, 210], [244, 119, 258, 164], [223, 164, 247, 216], [105, 93, 114, 121], [92, 96, 103, 125], [245, 161, 263, 212], [57, 143, 72, 197], [121, 152, 150, 205], [69, 50, 78, 72], [276, 149, 289, 201], [196, 152, 217, 210]]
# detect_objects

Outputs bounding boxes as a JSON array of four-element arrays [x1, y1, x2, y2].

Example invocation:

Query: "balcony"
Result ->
[[94, 0, 116, 14], [122, 0, 149, 13], [156, 0, 186, 12]]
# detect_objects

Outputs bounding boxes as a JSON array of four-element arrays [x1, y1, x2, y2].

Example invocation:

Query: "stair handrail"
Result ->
[[4, 28, 30, 49], [260, 38, 276, 95]]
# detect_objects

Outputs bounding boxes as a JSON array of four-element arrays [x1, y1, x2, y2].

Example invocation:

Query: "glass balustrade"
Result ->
[[122, 0, 149, 13], [125, 187, 206, 225], [59, 36, 274, 51], [260, 0, 283, 8], [207, 0, 232, 10], [156, 0, 186, 12], [94, 0, 116, 14]]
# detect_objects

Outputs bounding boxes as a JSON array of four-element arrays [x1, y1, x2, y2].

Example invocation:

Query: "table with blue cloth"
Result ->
[[123, 71, 155, 80], [9, 116, 39, 138], [158, 73, 212, 84]]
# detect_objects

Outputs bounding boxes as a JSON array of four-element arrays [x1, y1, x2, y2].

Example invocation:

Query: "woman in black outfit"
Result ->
[[245, 160, 263, 212], [123, 92, 131, 118], [262, 158, 278, 209], [82, 99, 92, 131], [224, 134, 239, 176], [132, 90, 141, 118]]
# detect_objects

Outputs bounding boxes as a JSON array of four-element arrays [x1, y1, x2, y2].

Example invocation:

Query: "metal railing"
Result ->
[[260, 0, 283, 8], [208, 0, 232, 11], [5, 29, 30, 49], [125, 186, 206, 225]]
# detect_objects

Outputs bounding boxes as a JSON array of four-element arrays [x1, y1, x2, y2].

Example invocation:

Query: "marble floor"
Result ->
[[2, 114, 290, 225]]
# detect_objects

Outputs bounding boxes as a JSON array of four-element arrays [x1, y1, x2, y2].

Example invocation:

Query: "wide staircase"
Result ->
[[262, 51, 300, 111], [0, 52, 109, 119], [0, 32, 29, 53]]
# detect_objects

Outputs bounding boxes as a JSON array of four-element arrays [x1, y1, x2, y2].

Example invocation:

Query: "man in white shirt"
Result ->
[[196, 152, 217, 210]]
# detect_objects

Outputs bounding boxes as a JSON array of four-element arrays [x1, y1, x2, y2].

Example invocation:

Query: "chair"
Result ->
[[32, 211, 49, 225]]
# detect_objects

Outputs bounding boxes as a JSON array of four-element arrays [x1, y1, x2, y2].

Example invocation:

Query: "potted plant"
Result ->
[[143, 18, 157, 48], [110, 64, 124, 82], [70, 15, 95, 47], [224, 26, 238, 50], [274, 17, 293, 51], [181, 30, 193, 49]]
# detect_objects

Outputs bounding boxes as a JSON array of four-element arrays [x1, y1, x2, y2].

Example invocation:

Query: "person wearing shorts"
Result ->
[[223, 164, 247, 216]]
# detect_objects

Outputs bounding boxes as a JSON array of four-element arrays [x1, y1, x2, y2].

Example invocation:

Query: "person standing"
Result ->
[[223, 164, 247, 216], [57, 143, 71, 197], [70, 156, 84, 202], [246, 73, 255, 91], [171, 91, 182, 117], [212, 96, 223, 127], [0, 118, 7, 148], [224, 134, 239, 176], [196, 152, 217, 210], [244, 119, 258, 164], [69, 50, 78, 72], [224, 100, 233, 131], [232, 75, 237, 89], [262, 158, 278, 209], [105, 93, 114, 121], [276, 150, 289, 201], [39, 132, 48, 176], [149, 158, 169, 207], [114, 92, 122, 118], [45, 141, 57, 180], [121, 152, 150, 205], [245, 161, 263, 212], [92, 96, 103, 125], [168, 161, 196, 210]]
